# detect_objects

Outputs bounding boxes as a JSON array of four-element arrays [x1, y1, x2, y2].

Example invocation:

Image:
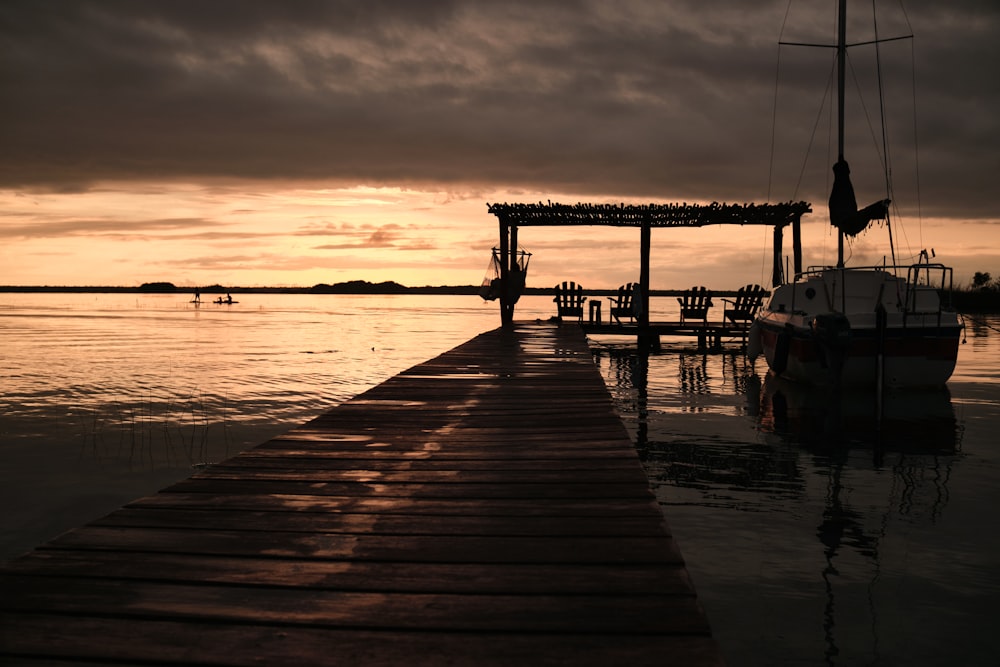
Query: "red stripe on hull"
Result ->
[[757, 322, 961, 386]]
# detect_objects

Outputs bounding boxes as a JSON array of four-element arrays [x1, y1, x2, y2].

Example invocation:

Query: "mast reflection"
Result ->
[[594, 343, 965, 663]]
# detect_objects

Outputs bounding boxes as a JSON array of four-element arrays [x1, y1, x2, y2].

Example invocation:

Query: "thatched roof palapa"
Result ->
[[487, 201, 811, 228]]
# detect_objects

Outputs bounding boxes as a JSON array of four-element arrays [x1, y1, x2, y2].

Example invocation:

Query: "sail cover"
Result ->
[[829, 159, 890, 236]]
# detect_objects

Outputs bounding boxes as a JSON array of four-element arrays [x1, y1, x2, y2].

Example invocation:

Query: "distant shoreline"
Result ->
[[0, 284, 481, 295], [0, 282, 718, 298], [2, 282, 997, 311]]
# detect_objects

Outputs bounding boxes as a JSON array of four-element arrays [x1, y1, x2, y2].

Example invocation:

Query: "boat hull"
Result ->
[[755, 312, 961, 387]]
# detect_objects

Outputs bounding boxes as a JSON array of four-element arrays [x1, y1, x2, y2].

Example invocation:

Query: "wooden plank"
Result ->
[[223, 453, 646, 470], [126, 491, 669, 517], [41, 526, 685, 564], [92, 507, 671, 537], [253, 440, 640, 457], [160, 478, 656, 499], [0, 613, 726, 667], [3, 550, 696, 595], [1, 574, 707, 634], [189, 465, 652, 485], [0, 323, 722, 666]]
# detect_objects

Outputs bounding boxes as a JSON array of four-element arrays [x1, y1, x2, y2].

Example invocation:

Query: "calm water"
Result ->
[[2, 292, 998, 666], [593, 317, 1000, 667]]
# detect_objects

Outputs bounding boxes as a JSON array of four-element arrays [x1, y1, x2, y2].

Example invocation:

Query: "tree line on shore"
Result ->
[[957, 272, 1000, 312], [3, 277, 999, 312]]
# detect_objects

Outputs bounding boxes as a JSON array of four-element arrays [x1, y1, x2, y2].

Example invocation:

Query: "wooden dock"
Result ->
[[0, 322, 723, 666], [581, 319, 753, 350]]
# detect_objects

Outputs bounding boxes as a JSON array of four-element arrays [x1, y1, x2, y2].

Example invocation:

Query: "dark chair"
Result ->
[[553, 281, 586, 321], [723, 284, 766, 326], [607, 282, 636, 324], [677, 286, 713, 324]]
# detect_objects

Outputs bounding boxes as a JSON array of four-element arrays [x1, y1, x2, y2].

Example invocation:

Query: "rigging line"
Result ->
[[873, 0, 898, 266], [873, 0, 893, 202], [824, 52, 834, 268], [910, 35, 924, 251], [897, 0, 916, 35], [769, 0, 796, 204], [878, 1, 920, 260], [767, 41, 783, 204], [961, 313, 1000, 335], [844, 47, 895, 258], [764, 0, 796, 286], [846, 54, 886, 180], [793, 55, 837, 202]]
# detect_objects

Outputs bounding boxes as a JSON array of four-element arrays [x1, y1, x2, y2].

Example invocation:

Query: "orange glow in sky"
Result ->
[[2, 183, 994, 291]]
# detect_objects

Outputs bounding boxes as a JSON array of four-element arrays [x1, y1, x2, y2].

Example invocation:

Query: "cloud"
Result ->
[[0, 216, 225, 239], [310, 222, 438, 251], [1, 0, 997, 224]]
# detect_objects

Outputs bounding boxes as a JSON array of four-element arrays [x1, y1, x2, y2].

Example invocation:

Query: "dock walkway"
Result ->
[[1, 322, 723, 666], [582, 319, 753, 350]]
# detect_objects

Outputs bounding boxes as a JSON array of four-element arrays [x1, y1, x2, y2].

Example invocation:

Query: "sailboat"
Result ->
[[753, 0, 963, 388]]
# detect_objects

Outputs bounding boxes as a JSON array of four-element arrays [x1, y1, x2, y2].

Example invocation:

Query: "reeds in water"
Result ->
[[78, 388, 234, 471]]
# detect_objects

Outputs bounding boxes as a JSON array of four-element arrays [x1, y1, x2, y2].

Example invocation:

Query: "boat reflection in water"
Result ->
[[593, 344, 966, 665], [759, 372, 961, 457], [758, 374, 961, 664]]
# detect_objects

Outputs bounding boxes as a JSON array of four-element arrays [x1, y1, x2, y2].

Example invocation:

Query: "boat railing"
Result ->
[[905, 262, 954, 313], [791, 262, 955, 316], [797, 263, 953, 288]]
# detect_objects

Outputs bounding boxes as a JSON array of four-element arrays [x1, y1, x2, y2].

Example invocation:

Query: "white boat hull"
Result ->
[[753, 268, 963, 388], [755, 313, 961, 387]]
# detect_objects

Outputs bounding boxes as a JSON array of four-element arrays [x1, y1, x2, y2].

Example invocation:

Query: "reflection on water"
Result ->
[[760, 374, 961, 456], [592, 342, 983, 667], [0, 292, 537, 560], [3, 295, 997, 664]]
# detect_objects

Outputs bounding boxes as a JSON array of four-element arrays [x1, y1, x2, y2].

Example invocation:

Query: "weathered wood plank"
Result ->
[[0, 323, 723, 666], [93, 507, 671, 537], [0, 613, 726, 667], [42, 526, 685, 564], [254, 439, 640, 456], [223, 453, 645, 469], [189, 465, 652, 485], [3, 550, 696, 595], [126, 491, 668, 517], [1, 574, 707, 634], [161, 478, 656, 499]]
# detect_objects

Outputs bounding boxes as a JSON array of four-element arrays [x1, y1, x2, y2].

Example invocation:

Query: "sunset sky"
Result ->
[[2, 0, 997, 290]]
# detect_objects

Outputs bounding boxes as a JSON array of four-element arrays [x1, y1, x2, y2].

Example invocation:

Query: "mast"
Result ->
[[836, 0, 847, 268]]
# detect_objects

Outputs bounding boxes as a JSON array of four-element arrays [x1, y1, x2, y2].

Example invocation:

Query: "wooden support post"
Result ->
[[792, 214, 802, 278], [508, 224, 519, 323], [499, 220, 513, 328], [638, 221, 657, 350], [772, 224, 784, 288]]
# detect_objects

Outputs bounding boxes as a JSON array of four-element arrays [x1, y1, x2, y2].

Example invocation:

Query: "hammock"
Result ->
[[479, 248, 531, 302]]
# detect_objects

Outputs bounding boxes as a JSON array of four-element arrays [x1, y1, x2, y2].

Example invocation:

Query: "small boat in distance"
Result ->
[[753, 0, 963, 388]]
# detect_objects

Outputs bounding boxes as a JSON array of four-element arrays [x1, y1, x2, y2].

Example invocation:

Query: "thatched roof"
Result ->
[[487, 200, 811, 228]]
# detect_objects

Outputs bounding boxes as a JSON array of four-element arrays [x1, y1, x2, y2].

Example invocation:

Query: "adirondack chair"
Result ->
[[606, 282, 636, 324], [723, 284, 766, 325], [677, 286, 713, 324], [553, 281, 586, 321]]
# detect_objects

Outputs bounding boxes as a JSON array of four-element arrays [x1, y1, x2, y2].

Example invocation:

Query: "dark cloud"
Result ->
[[1, 0, 996, 220]]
